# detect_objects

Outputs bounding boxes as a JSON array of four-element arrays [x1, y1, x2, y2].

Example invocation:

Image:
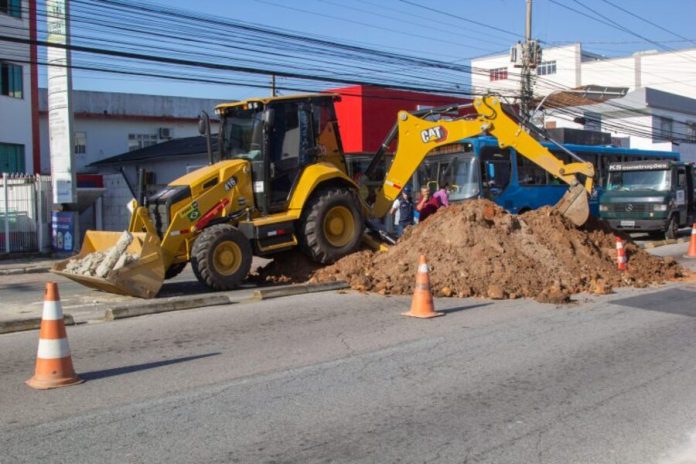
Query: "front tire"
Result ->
[[191, 224, 252, 290], [665, 215, 679, 240], [300, 187, 364, 264]]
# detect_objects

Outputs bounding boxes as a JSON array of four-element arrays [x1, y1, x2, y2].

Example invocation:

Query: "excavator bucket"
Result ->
[[51, 231, 166, 299], [554, 183, 590, 227]]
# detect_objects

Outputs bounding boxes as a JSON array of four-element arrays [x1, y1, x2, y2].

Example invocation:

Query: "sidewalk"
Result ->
[[0, 256, 60, 275], [0, 264, 348, 334]]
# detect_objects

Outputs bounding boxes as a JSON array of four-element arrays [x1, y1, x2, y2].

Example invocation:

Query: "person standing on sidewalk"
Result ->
[[389, 186, 414, 237]]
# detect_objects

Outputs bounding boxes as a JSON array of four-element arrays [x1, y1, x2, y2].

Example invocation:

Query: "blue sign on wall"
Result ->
[[52, 212, 76, 252]]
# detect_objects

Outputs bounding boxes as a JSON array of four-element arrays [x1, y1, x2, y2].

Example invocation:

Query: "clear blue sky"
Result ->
[[62, 0, 696, 99]]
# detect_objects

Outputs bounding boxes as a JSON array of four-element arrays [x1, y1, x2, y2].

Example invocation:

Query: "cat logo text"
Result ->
[[420, 126, 448, 143]]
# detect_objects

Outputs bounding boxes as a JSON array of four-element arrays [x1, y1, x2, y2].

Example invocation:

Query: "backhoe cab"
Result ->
[[53, 94, 594, 298]]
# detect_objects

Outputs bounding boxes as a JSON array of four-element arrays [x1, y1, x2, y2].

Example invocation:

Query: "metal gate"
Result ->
[[0, 173, 52, 254]]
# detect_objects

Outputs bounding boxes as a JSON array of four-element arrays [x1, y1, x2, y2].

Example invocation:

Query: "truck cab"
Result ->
[[599, 160, 696, 239]]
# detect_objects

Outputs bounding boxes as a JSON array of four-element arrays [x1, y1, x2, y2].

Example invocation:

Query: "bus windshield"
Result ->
[[220, 107, 264, 160], [415, 153, 480, 200], [606, 170, 671, 192]]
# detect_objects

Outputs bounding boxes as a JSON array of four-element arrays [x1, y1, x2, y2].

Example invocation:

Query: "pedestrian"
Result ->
[[389, 186, 414, 237], [415, 186, 441, 223], [433, 182, 450, 207]]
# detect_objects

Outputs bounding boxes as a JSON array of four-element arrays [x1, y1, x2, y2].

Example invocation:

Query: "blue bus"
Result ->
[[410, 135, 680, 217]]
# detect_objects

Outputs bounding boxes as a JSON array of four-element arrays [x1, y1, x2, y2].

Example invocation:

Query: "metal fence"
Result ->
[[0, 173, 52, 254]]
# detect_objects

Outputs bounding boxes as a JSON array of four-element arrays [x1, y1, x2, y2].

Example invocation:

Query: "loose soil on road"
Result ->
[[255, 199, 686, 303]]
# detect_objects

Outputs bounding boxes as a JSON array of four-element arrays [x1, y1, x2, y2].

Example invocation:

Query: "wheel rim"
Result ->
[[323, 205, 355, 248], [212, 241, 242, 276]]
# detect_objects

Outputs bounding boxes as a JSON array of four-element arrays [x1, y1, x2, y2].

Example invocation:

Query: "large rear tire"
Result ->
[[300, 187, 364, 264], [191, 224, 252, 290]]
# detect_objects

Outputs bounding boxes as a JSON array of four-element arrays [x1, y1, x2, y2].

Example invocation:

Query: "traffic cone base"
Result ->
[[26, 360, 83, 389], [685, 224, 696, 259], [402, 256, 444, 319], [26, 282, 82, 390], [401, 309, 444, 319]]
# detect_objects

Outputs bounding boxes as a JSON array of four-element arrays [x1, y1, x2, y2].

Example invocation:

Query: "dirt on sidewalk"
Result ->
[[255, 199, 685, 303]]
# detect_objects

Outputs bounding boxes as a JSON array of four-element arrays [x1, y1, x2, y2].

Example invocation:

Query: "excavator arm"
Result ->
[[368, 95, 595, 226]]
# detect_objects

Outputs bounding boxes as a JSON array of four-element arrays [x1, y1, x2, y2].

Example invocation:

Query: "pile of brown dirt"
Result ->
[[310, 199, 685, 303]]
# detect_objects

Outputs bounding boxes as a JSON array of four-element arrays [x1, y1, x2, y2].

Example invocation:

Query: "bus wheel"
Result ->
[[665, 215, 679, 240]]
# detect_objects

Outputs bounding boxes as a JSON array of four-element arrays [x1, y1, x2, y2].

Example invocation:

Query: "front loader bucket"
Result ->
[[554, 183, 590, 227], [52, 231, 165, 299]]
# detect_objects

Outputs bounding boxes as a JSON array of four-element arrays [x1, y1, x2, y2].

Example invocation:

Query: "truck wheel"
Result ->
[[300, 187, 364, 264], [164, 262, 186, 280], [191, 224, 252, 290], [665, 215, 679, 240]]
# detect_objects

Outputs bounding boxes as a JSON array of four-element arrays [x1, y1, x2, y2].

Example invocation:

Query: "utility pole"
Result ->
[[521, 0, 533, 119], [511, 0, 540, 121], [271, 74, 277, 97]]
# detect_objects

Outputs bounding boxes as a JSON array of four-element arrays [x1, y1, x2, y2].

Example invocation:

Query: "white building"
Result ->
[[38, 89, 226, 174], [472, 43, 696, 100], [472, 44, 696, 160], [544, 87, 696, 162], [0, 0, 39, 174]]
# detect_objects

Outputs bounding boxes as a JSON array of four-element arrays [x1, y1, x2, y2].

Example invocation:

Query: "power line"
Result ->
[[598, 0, 696, 47]]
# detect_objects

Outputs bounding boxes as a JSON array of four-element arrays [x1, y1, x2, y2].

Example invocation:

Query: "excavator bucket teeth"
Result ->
[[51, 231, 165, 299], [555, 184, 590, 227]]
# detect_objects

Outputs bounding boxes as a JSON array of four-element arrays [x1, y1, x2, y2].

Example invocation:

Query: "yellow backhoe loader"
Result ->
[[52, 94, 594, 298]]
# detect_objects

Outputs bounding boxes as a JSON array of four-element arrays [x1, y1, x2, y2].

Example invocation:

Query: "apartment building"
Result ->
[[0, 0, 38, 174]]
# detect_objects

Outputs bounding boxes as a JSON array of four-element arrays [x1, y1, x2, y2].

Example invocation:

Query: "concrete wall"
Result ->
[[582, 57, 637, 90], [102, 173, 134, 232], [0, 0, 34, 173], [640, 49, 696, 100]]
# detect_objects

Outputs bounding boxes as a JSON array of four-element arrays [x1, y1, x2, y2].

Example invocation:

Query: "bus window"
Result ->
[[438, 154, 480, 200], [517, 155, 547, 185], [480, 147, 511, 198]]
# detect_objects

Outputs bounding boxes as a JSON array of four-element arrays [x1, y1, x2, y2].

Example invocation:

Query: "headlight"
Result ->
[[599, 204, 608, 212], [653, 204, 668, 211]]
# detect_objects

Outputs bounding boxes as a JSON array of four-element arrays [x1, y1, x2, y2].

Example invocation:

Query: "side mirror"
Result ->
[[198, 111, 214, 165], [263, 108, 275, 129], [198, 111, 210, 136]]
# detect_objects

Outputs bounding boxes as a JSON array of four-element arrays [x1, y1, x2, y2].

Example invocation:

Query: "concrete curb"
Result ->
[[0, 281, 351, 333], [251, 281, 350, 300], [0, 266, 51, 276], [0, 314, 75, 335], [104, 294, 232, 321], [641, 237, 688, 249]]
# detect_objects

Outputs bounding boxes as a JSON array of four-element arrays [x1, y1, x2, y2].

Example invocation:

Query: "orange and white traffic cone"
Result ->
[[26, 282, 82, 390], [615, 236, 627, 271], [686, 223, 696, 259], [402, 255, 444, 319]]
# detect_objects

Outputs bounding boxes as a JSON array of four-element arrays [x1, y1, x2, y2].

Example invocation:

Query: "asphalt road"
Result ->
[[1, 283, 695, 463]]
